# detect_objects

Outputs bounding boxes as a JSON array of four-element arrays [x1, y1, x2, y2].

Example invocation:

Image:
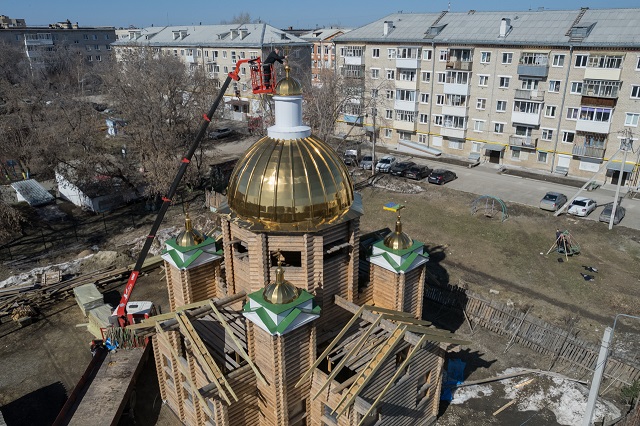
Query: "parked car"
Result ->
[[208, 127, 233, 139], [599, 204, 626, 225], [390, 161, 416, 176], [567, 197, 597, 217], [375, 155, 396, 173], [343, 148, 361, 166], [404, 164, 432, 180], [360, 155, 374, 170], [539, 192, 568, 211], [427, 169, 457, 185]]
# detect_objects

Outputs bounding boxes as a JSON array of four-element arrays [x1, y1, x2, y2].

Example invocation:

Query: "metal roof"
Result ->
[[335, 8, 640, 47], [112, 23, 310, 48], [299, 28, 351, 41], [11, 179, 55, 207]]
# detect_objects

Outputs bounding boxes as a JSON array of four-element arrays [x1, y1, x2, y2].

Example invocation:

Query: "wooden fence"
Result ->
[[425, 282, 640, 388]]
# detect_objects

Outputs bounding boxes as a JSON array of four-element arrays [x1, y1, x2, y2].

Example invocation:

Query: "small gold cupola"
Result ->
[[275, 64, 303, 96], [175, 213, 206, 247], [263, 253, 299, 304], [383, 207, 413, 251]]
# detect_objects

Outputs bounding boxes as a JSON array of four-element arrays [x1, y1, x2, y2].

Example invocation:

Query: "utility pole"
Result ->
[[582, 327, 612, 426], [371, 107, 377, 176], [610, 129, 635, 230]]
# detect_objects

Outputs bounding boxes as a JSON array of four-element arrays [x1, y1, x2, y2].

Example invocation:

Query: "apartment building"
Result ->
[[334, 8, 640, 184], [300, 27, 350, 85], [0, 16, 115, 68], [112, 24, 311, 121]]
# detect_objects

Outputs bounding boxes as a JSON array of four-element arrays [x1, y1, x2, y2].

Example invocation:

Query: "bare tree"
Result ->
[[220, 12, 257, 25]]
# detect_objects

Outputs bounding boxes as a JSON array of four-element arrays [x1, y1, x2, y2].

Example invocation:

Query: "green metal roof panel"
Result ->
[[247, 288, 315, 314], [165, 236, 216, 253], [373, 239, 424, 256]]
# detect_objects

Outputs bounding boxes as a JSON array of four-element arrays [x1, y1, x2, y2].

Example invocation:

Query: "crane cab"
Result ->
[[125, 301, 155, 324]]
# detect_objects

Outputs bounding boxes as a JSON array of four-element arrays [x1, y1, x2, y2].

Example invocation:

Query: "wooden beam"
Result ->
[[364, 305, 415, 318], [208, 301, 267, 386], [403, 325, 470, 345]]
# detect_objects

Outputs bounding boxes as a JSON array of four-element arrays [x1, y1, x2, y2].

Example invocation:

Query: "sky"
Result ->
[[3, 0, 639, 29]]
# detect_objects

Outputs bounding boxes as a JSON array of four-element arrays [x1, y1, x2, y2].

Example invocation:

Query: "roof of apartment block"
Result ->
[[300, 27, 351, 41], [335, 8, 640, 47], [112, 23, 310, 48]]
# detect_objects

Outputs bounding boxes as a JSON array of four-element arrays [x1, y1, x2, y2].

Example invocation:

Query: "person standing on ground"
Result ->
[[262, 47, 286, 88]]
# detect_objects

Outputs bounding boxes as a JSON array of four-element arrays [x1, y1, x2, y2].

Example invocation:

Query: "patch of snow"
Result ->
[[450, 384, 494, 404], [0, 253, 94, 289]]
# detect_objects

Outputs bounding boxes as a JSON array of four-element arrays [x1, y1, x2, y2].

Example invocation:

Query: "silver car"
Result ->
[[599, 204, 626, 225], [540, 192, 568, 211], [375, 155, 396, 173], [567, 197, 597, 217], [360, 155, 374, 170]]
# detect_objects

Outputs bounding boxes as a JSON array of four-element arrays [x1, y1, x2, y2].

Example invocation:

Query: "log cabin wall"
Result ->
[[153, 330, 187, 423], [371, 266, 402, 312], [402, 266, 425, 319]]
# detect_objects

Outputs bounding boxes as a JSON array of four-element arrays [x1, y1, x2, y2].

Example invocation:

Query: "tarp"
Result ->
[[441, 358, 466, 401]]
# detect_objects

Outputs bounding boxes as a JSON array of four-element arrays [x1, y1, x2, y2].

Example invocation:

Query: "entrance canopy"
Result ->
[[606, 162, 635, 173], [484, 144, 505, 152]]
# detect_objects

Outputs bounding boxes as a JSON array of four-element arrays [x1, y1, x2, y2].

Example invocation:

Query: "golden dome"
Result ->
[[175, 213, 206, 247], [226, 136, 354, 228], [383, 214, 413, 251], [275, 65, 303, 96], [263, 261, 299, 304]]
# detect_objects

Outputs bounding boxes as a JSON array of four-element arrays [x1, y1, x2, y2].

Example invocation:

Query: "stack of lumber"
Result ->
[[87, 304, 113, 339], [74, 284, 105, 317]]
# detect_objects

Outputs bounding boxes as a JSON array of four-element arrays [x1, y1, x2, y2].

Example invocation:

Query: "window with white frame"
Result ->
[[395, 110, 416, 122], [419, 113, 429, 124], [496, 100, 507, 112], [566, 107, 579, 120], [385, 90, 394, 99], [552, 54, 565, 67], [397, 47, 420, 59], [384, 128, 392, 138], [521, 79, 538, 90], [473, 120, 485, 132], [419, 134, 428, 143], [541, 129, 554, 140], [513, 101, 540, 114], [549, 80, 561, 93], [421, 71, 431, 83], [631, 85, 640, 99], [545, 105, 557, 118], [340, 46, 363, 57], [494, 122, 505, 133], [637, 56, 640, 70], [437, 72, 446, 83], [398, 131, 412, 141], [538, 151, 548, 162], [371, 68, 380, 79], [562, 131, 575, 143], [574, 54, 588, 67], [624, 113, 639, 126], [387, 48, 396, 59], [398, 69, 416, 81], [385, 109, 393, 119], [443, 115, 466, 129], [472, 142, 482, 152], [433, 115, 443, 126], [423, 49, 432, 60], [372, 48, 380, 58], [570, 82, 583, 94], [588, 54, 623, 69], [439, 50, 448, 61], [371, 89, 378, 98], [502, 52, 513, 64], [480, 51, 491, 63], [386, 69, 395, 80], [222, 51, 227, 58], [420, 93, 429, 104], [476, 98, 486, 110], [579, 106, 612, 122], [511, 148, 521, 159], [478, 75, 489, 86], [396, 89, 416, 101], [499, 76, 510, 88], [448, 139, 464, 150], [435, 94, 444, 105]]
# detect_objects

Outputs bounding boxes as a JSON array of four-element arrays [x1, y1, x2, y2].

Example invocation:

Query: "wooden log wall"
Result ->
[[225, 366, 259, 425], [402, 266, 425, 319], [254, 324, 285, 426], [284, 325, 315, 423], [371, 265, 401, 312], [425, 283, 640, 388], [184, 262, 218, 306], [317, 255, 352, 339]]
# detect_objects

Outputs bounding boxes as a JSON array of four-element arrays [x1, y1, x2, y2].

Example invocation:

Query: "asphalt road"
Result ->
[[386, 156, 639, 230]]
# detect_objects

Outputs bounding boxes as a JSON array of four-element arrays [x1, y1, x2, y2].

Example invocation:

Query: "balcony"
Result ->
[[575, 120, 611, 134], [344, 56, 363, 66], [394, 120, 416, 132], [24, 34, 53, 46], [509, 136, 538, 149], [396, 57, 419, 69], [443, 82, 469, 96], [343, 114, 363, 125], [517, 63, 549, 78], [341, 65, 365, 79], [572, 144, 605, 159], [446, 60, 472, 71], [581, 80, 621, 99], [440, 126, 466, 139], [514, 89, 545, 102], [511, 111, 541, 127], [442, 105, 468, 117], [394, 99, 418, 112], [185, 55, 196, 63], [395, 79, 417, 90], [584, 67, 621, 81]]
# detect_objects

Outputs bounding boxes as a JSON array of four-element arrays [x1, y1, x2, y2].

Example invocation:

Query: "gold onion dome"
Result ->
[[384, 214, 413, 251], [175, 213, 206, 247], [226, 136, 354, 227], [263, 260, 299, 304], [275, 65, 303, 96]]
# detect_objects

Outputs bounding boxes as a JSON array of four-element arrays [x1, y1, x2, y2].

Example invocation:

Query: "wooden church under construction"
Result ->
[[132, 67, 467, 426]]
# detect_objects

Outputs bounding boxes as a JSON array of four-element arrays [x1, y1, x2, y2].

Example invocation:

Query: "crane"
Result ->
[[112, 57, 276, 327]]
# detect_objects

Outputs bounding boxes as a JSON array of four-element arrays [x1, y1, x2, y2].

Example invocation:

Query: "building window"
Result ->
[[574, 54, 588, 68], [437, 72, 446, 83], [478, 75, 489, 86], [637, 56, 640, 70], [433, 115, 443, 126], [423, 49, 432, 60], [520, 79, 539, 91], [87, 55, 92, 61], [92, 34, 98, 40], [480, 51, 491, 63], [384, 128, 392, 138], [631, 85, 640, 99], [372, 48, 380, 58], [106, 45, 111, 50], [579, 106, 612, 122], [449, 139, 464, 150], [538, 151, 548, 163], [566, 107, 579, 120], [94, 44, 100, 50], [499, 76, 510, 88], [386, 69, 395, 80], [421, 71, 431, 82], [439, 50, 448, 61], [419, 134, 427, 143], [552, 54, 565, 67], [502, 52, 513, 64], [420, 93, 429, 104], [371, 89, 378, 98], [395, 110, 416, 122], [435, 94, 444, 105], [545, 105, 557, 118], [549, 80, 561, 93], [419, 114, 429, 124], [398, 131, 412, 141], [542, 129, 554, 140], [511, 148, 521, 159], [387, 48, 396, 59], [396, 89, 416, 101], [385, 90, 394, 100], [570, 82, 583, 94], [472, 142, 482, 152], [85, 45, 92, 51], [588, 54, 623, 69], [385, 109, 393, 119], [496, 100, 507, 112], [562, 131, 575, 143], [494, 122, 504, 133], [624, 113, 639, 126], [371, 68, 380, 79], [95, 55, 101, 61], [476, 98, 486, 110], [83, 34, 89, 40], [473, 120, 485, 132]]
